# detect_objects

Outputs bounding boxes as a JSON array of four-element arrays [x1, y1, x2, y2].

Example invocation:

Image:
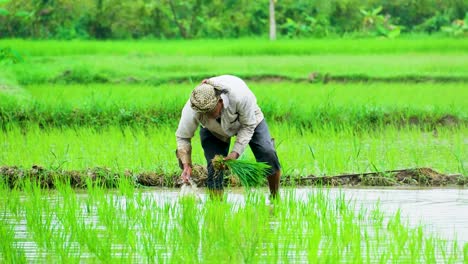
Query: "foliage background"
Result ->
[[0, 0, 466, 39]]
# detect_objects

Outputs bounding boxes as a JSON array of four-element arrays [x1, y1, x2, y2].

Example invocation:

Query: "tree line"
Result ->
[[0, 0, 466, 39]]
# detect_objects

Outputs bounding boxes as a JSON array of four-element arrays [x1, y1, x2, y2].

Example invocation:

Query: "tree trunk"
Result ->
[[269, 0, 276, 40], [168, 0, 188, 38], [189, 0, 202, 38]]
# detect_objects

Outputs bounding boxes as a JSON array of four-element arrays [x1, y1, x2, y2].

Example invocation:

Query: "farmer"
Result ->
[[176, 75, 281, 199]]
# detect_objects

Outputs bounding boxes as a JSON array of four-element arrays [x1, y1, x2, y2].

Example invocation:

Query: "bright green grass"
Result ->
[[1, 38, 467, 86], [1, 38, 467, 56], [1, 82, 466, 128], [3, 54, 468, 86], [0, 179, 464, 263], [1, 124, 466, 176], [13, 82, 468, 109]]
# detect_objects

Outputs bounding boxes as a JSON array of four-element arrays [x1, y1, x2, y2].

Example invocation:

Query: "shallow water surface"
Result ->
[[2, 186, 467, 262], [141, 187, 468, 243], [316, 187, 468, 243]]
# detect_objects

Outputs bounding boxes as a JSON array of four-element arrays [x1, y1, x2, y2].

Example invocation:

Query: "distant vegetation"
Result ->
[[0, 0, 466, 39]]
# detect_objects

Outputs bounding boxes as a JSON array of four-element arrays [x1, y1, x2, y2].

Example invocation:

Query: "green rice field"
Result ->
[[1, 82, 467, 128], [1, 37, 467, 262], [1, 179, 467, 263]]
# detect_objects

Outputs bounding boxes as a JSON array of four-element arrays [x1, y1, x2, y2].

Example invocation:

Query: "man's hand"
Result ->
[[224, 151, 239, 161], [180, 163, 192, 183]]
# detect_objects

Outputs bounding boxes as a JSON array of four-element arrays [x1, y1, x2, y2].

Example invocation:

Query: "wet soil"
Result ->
[[0, 165, 465, 189], [290, 168, 466, 187]]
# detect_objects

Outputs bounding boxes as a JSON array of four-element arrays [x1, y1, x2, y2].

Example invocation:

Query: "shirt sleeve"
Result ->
[[175, 100, 199, 164], [231, 95, 257, 155]]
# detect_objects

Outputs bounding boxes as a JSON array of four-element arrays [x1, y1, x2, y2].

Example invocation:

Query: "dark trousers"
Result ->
[[201, 119, 281, 190]]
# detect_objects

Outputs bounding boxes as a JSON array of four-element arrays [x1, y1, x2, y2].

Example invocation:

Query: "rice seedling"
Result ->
[[1, 82, 466, 130], [0, 213, 27, 263], [0, 123, 466, 182], [0, 178, 466, 262], [464, 243, 468, 261], [212, 155, 269, 187]]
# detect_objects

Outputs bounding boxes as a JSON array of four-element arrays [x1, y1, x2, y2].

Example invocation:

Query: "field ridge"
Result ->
[[1, 165, 466, 189]]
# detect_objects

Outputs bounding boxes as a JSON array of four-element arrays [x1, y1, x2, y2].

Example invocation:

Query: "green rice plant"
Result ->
[[19, 179, 85, 262], [1, 38, 467, 57], [0, 184, 22, 221], [212, 155, 269, 187], [173, 195, 201, 262], [1, 38, 468, 90], [1, 82, 467, 129], [54, 181, 81, 243], [0, 181, 466, 262], [0, 46, 23, 64], [1, 53, 467, 87], [1, 123, 466, 180], [464, 243, 468, 262], [0, 215, 27, 263], [22, 180, 54, 249]]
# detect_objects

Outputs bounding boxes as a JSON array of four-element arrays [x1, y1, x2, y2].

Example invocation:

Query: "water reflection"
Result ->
[[140, 187, 468, 243], [3, 186, 467, 262]]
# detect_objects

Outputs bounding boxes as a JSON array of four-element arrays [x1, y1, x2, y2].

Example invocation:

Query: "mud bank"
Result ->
[[1, 165, 466, 189]]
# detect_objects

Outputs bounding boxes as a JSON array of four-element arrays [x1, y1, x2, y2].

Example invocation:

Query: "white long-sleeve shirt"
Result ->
[[176, 75, 264, 164]]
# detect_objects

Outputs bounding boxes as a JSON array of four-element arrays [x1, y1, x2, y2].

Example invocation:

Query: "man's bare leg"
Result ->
[[267, 170, 281, 199]]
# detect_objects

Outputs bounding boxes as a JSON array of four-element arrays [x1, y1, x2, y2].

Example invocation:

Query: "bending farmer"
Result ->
[[176, 75, 281, 199]]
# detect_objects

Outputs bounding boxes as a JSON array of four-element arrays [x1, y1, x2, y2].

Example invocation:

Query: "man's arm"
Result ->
[[176, 100, 199, 168]]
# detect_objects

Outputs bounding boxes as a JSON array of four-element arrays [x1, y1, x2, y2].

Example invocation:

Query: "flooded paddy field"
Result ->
[[1, 38, 467, 262], [1, 183, 467, 263]]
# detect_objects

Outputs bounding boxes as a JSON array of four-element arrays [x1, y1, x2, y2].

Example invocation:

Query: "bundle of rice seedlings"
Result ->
[[212, 155, 270, 187]]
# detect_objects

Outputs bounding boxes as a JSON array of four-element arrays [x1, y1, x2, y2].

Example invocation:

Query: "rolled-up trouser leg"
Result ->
[[249, 120, 281, 174], [200, 127, 230, 190], [249, 120, 281, 196]]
